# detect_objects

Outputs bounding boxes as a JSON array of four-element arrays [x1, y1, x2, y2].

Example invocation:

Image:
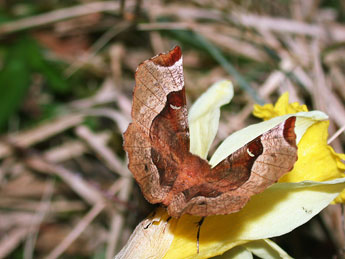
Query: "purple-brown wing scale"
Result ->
[[123, 46, 298, 218]]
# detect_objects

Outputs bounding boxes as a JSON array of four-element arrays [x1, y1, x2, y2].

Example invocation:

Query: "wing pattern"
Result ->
[[124, 46, 298, 217]]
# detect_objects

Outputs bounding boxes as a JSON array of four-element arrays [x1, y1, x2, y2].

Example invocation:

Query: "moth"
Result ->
[[123, 46, 297, 218]]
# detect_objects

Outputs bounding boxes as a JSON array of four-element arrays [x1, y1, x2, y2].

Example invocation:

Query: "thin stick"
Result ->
[[75, 126, 129, 176], [45, 202, 105, 259], [341, 205, 345, 255], [23, 179, 55, 259], [25, 156, 104, 205], [0, 1, 125, 35], [106, 177, 132, 258], [0, 228, 31, 258], [0, 113, 84, 159], [65, 21, 131, 77], [328, 124, 345, 145]]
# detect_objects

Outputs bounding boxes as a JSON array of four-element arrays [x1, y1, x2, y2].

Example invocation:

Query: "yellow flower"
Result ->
[[116, 86, 345, 259], [253, 92, 308, 120], [254, 93, 345, 202]]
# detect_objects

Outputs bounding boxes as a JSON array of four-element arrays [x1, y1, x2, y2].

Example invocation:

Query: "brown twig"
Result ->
[[0, 1, 131, 35], [45, 202, 106, 259]]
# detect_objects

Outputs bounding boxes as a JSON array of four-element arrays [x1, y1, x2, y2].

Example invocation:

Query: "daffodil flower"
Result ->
[[116, 82, 345, 259], [254, 93, 345, 196]]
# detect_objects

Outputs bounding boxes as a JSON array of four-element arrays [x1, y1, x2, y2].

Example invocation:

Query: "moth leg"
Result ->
[[196, 217, 205, 253], [143, 222, 151, 229]]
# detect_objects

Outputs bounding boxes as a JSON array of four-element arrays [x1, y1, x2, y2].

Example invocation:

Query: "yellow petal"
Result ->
[[333, 188, 345, 204], [214, 245, 253, 259], [244, 239, 293, 259], [188, 80, 233, 159], [253, 92, 308, 121], [254, 92, 345, 203], [330, 148, 345, 171], [163, 179, 345, 259], [280, 120, 345, 182]]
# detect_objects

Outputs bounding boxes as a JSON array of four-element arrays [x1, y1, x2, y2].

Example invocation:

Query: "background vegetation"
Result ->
[[0, 0, 344, 258]]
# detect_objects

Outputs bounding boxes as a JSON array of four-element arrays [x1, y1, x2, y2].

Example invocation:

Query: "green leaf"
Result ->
[[0, 43, 30, 130], [23, 38, 69, 93]]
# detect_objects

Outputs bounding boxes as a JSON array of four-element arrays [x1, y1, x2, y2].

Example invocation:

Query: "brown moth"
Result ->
[[123, 46, 298, 218]]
